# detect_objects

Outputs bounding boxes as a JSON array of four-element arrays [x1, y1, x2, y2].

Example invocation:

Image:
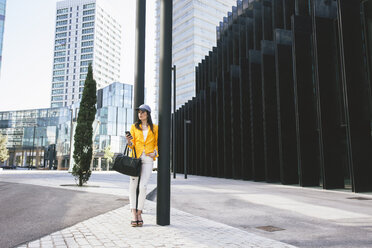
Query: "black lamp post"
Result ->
[[157, 0, 173, 226]]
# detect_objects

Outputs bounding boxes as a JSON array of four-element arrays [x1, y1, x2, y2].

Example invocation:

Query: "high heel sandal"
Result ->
[[131, 220, 138, 227], [137, 220, 143, 227]]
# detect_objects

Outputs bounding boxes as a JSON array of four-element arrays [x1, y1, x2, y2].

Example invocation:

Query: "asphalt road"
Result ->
[[0, 181, 127, 248]]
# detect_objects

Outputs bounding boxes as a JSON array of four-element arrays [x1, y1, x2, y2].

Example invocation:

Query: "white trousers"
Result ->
[[129, 153, 153, 210]]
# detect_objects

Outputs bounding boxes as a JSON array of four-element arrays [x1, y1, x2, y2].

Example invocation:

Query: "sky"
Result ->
[[0, 0, 156, 111]]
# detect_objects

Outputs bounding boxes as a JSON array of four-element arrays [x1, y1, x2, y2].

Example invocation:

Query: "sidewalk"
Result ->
[[0, 170, 297, 248], [16, 201, 296, 248]]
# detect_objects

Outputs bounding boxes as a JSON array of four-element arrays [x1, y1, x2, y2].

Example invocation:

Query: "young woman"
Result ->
[[125, 104, 158, 227]]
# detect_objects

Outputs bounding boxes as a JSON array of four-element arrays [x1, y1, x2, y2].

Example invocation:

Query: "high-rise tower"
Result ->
[[51, 0, 121, 108], [153, 0, 236, 123]]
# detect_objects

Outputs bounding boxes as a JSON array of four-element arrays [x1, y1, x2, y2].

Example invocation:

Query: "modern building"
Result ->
[[174, 0, 372, 193], [0, 107, 71, 169], [153, 0, 236, 122], [1, 82, 133, 171], [51, 0, 122, 108], [0, 0, 6, 77]]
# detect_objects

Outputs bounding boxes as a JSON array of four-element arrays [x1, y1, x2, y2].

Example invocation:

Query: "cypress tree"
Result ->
[[72, 64, 97, 186]]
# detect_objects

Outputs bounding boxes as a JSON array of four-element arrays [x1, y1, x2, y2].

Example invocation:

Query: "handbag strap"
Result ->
[[124, 144, 138, 158], [125, 143, 141, 211]]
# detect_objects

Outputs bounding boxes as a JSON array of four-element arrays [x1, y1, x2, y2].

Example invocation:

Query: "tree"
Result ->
[[0, 133, 9, 162], [103, 145, 114, 171], [72, 64, 97, 186]]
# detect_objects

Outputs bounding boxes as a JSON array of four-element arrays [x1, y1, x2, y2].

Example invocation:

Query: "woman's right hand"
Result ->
[[125, 134, 133, 145]]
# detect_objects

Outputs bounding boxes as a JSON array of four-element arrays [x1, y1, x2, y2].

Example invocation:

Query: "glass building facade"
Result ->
[[0, 0, 6, 76], [0, 108, 70, 169], [0, 82, 133, 171]]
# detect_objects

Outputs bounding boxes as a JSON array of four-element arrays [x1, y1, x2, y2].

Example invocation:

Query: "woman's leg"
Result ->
[[137, 156, 154, 212], [129, 176, 139, 215]]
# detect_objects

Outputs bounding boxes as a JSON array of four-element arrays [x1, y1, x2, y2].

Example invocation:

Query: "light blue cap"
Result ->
[[136, 104, 151, 113]]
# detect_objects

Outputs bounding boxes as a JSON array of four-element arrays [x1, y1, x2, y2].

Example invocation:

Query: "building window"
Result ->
[[52, 89, 64, 95], [52, 96, 63, 101], [83, 9, 95, 16], [56, 26, 67, 32], [80, 60, 92, 66], [81, 41, 94, 47], [82, 34, 94, 40], [83, 3, 95, 9], [53, 76, 64, 82], [82, 28, 94, 34], [82, 22, 94, 28], [56, 14, 68, 20], [81, 47, 93, 53], [54, 57, 65, 63], [53, 70, 64, 76], [55, 32, 67, 38], [54, 51, 66, 57], [55, 39, 66, 45], [52, 83, 64, 88], [83, 16, 95, 22], [55, 44, 66, 51], [57, 8, 68, 14], [81, 54, 93, 60], [53, 64, 65, 69]]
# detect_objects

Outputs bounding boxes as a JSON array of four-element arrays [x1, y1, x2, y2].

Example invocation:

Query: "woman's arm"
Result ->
[[127, 125, 135, 148]]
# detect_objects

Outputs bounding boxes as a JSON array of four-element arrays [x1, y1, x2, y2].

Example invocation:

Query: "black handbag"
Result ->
[[113, 145, 142, 176]]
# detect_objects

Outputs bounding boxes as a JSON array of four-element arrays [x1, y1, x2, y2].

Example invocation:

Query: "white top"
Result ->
[[143, 129, 148, 142], [142, 129, 149, 154]]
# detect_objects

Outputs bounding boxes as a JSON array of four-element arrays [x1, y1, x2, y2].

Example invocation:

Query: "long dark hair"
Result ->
[[135, 110, 154, 133]]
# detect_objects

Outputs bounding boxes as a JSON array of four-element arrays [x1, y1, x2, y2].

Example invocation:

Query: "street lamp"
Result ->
[[68, 108, 74, 172], [172, 65, 176, 179], [157, 0, 173, 226], [184, 120, 191, 179]]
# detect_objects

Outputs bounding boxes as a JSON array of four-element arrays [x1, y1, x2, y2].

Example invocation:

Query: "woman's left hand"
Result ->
[[147, 152, 156, 158]]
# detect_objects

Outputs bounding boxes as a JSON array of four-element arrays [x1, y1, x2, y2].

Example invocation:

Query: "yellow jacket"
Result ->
[[128, 123, 159, 160]]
